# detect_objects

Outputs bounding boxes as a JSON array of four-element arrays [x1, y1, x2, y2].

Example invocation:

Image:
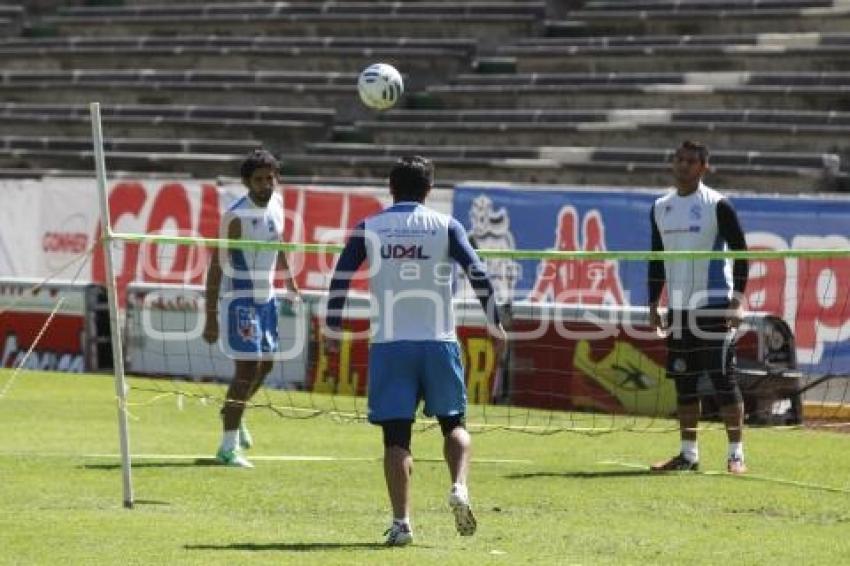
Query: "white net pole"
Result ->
[[90, 102, 134, 509]]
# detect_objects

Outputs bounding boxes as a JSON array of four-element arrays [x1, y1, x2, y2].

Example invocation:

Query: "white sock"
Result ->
[[681, 440, 699, 463], [393, 517, 410, 528], [221, 430, 239, 452], [728, 442, 744, 461], [451, 482, 469, 502]]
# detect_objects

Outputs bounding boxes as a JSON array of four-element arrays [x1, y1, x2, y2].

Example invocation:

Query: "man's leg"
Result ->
[[440, 416, 476, 536], [235, 359, 273, 449], [652, 313, 701, 472], [216, 360, 258, 467], [712, 365, 746, 473], [704, 309, 747, 474], [381, 420, 414, 546]]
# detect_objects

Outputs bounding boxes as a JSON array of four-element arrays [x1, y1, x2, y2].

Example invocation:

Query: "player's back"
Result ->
[[364, 202, 456, 343]]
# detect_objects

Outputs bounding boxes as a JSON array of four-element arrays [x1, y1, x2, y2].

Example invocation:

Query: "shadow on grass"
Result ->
[[185, 542, 389, 552], [82, 459, 221, 470], [506, 469, 655, 480]]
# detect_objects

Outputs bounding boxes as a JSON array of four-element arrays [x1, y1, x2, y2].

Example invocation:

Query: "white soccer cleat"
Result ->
[[448, 485, 477, 536], [384, 522, 413, 546], [215, 447, 254, 468]]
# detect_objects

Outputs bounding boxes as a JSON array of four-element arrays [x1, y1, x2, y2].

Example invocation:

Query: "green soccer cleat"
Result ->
[[238, 420, 254, 450], [215, 447, 254, 468]]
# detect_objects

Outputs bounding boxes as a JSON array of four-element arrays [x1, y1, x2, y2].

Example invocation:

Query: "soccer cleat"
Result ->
[[727, 457, 747, 475], [650, 453, 699, 472], [384, 522, 413, 547], [238, 420, 254, 450], [448, 486, 477, 536], [215, 447, 254, 468]]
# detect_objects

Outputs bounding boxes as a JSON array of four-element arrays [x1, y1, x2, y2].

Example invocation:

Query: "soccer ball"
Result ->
[[357, 63, 404, 110]]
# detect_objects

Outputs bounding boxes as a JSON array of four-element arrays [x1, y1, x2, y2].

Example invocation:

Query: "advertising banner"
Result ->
[[0, 280, 89, 372], [0, 178, 453, 300], [453, 184, 850, 375]]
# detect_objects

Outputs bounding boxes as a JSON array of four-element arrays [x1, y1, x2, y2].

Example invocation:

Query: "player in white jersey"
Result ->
[[647, 141, 749, 475], [203, 149, 300, 468], [325, 156, 507, 546]]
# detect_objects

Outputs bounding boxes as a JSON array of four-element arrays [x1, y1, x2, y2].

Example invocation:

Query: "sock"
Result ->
[[681, 440, 699, 463], [221, 430, 239, 452], [728, 442, 744, 461], [393, 517, 410, 529], [451, 482, 469, 502]]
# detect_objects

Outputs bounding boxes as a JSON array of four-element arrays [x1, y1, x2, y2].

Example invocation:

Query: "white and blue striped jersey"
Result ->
[[649, 182, 748, 309], [220, 192, 283, 303], [327, 202, 499, 343]]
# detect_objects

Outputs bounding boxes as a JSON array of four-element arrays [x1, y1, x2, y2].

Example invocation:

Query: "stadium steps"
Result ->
[[287, 142, 845, 192], [426, 71, 850, 111], [41, 3, 544, 44], [490, 34, 850, 73], [354, 108, 850, 157], [0, 70, 373, 121], [552, 4, 850, 36], [0, 37, 474, 83], [283, 156, 845, 193], [0, 103, 335, 149], [0, 137, 842, 192]]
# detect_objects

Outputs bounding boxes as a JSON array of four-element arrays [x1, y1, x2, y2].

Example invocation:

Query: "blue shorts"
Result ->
[[221, 296, 279, 359], [367, 341, 466, 423]]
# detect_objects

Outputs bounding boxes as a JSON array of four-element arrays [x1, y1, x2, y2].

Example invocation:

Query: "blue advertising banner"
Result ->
[[453, 183, 850, 375]]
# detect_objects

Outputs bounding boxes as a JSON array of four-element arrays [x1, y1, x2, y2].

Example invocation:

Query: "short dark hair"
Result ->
[[676, 140, 710, 164], [240, 149, 279, 182], [389, 155, 434, 202]]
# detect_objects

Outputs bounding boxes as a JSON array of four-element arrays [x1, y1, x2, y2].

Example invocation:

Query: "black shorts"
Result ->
[[666, 306, 742, 406]]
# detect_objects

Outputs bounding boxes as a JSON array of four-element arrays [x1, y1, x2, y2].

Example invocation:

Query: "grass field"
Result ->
[[1, 369, 849, 565]]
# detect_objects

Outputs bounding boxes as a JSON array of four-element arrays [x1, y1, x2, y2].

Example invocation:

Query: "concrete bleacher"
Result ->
[[492, 34, 850, 73], [0, 36, 473, 84], [42, 3, 543, 44], [554, 3, 850, 36], [287, 141, 842, 192], [0, 0, 847, 192], [426, 72, 850, 112], [0, 69, 370, 121], [354, 108, 850, 158], [0, 103, 333, 150]]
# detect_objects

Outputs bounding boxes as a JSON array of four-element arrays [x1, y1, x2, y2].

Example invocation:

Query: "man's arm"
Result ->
[[648, 205, 665, 332], [717, 198, 748, 325], [276, 251, 300, 295], [448, 218, 502, 328], [716, 198, 748, 297], [203, 216, 240, 343], [325, 221, 368, 333]]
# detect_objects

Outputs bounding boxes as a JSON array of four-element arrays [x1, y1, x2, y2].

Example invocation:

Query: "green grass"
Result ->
[[1, 369, 849, 565]]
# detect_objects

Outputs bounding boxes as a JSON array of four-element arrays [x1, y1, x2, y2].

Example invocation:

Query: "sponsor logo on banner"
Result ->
[[529, 206, 625, 305], [468, 195, 520, 302]]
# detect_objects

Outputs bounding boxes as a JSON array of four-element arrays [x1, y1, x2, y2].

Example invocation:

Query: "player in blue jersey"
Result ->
[[203, 149, 300, 468], [648, 141, 749, 475], [325, 156, 506, 546]]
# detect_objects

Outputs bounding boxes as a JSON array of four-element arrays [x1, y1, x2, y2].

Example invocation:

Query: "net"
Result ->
[[104, 233, 850, 434]]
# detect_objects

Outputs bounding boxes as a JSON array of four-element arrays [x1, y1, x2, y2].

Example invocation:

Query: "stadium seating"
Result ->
[[0, 102, 332, 148], [42, 3, 543, 44], [355, 108, 850, 158], [0, 0, 848, 192], [0, 36, 473, 85]]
